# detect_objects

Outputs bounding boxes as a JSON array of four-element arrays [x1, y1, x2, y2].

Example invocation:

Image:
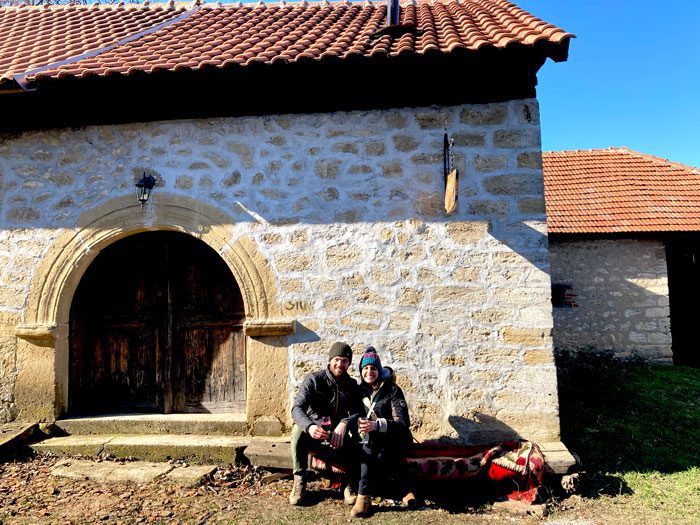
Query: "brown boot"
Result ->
[[402, 491, 417, 507], [350, 495, 371, 518], [288, 474, 307, 506]]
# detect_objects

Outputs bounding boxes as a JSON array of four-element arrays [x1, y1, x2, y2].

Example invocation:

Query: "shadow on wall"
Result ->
[[445, 413, 522, 444]]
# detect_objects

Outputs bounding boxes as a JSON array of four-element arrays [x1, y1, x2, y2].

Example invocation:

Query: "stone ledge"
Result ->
[[243, 318, 296, 337], [15, 323, 56, 343]]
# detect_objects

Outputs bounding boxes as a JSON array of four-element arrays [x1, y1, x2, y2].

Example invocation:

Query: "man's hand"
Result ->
[[308, 424, 329, 440], [330, 421, 347, 449]]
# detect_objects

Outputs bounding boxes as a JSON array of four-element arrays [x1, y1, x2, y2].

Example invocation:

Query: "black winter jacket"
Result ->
[[291, 367, 363, 434], [360, 372, 412, 448]]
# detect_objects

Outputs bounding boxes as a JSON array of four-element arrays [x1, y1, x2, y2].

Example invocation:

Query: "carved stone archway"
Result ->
[[14, 194, 294, 430]]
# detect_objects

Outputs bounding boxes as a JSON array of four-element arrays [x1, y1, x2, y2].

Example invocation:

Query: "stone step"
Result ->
[[54, 413, 249, 437], [539, 441, 578, 475], [31, 434, 272, 464]]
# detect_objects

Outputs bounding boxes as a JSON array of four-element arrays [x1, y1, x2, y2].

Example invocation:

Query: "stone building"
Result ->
[[0, 1, 573, 445], [544, 148, 700, 367]]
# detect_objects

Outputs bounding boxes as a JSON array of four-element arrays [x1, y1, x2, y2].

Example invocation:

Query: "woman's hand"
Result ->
[[330, 421, 347, 449], [358, 418, 377, 434]]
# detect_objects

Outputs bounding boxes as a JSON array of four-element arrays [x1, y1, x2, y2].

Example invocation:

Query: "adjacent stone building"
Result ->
[[544, 148, 700, 367], [0, 1, 573, 444]]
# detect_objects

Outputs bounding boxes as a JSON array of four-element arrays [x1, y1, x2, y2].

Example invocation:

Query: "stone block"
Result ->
[[410, 153, 442, 165], [380, 160, 403, 178], [441, 355, 465, 367], [370, 267, 399, 286], [431, 286, 487, 303], [275, 254, 314, 272], [483, 174, 543, 196], [515, 101, 540, 126], [6, 207, 39, 223], [315, 159, 341, 179], [517, 151, 542, 169], [451, 267, 480, 282], [415, 191, 442, 217], [175, 176, 194, 189], [332, 142, 359, 154], [365, 141, 386, 156], [518, 197, 546, 214], [398, 287, 425, 306], [388, 312, 413, 330], [307, 278, 335, 293], [280, 278, 303, 293], [396, 246, 426, 263], [340, 315, 382, 331], [222, 171, 241, 187], [474, 154, 508, 172], [473, 347, 519, 365], [225, 141, 254, 168], [323, 296, 351, 311], [458, 326, 492, 342], [326, 245, 362, 267], [459, 105, 507, 126], [187, 161, 210, 170], [384, 112, 408, 129], [446, 221, 490, 244], [415, 112, 452, 129], [493, 129, 541, 148], [452, 132, 486, 147], [392, 135, 419, 152], [348, 164, 373, 175], [342, 273, 365, 287], [502, 327, 551, 347], [524, 349, 554, 365], [471, 307, 512, 323], [468, 200, 508, 217], [417, 267, 440, 284], [289, 230, 308, 245]]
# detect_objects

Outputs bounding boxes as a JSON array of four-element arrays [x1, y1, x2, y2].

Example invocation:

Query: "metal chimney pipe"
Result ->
[[386, 0, 400, 26]]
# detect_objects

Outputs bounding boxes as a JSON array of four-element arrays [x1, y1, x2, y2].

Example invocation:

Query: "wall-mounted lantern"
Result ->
[[135, 172, 156, 209]]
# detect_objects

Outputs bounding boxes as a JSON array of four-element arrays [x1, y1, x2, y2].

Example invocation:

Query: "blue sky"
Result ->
[[516, 0, 700, 167]]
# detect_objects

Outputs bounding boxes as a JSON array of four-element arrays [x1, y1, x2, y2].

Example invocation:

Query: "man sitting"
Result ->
[[289, 341, 363, 506]]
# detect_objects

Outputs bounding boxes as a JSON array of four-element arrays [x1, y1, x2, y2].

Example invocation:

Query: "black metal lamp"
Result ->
[[135, 172, 156, 208]]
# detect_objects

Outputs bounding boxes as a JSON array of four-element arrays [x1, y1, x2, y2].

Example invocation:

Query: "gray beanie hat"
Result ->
[[328, 341, 352, 363]]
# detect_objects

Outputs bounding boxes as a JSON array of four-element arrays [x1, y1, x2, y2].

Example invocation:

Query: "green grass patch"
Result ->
[[557, 356, 700, 473], [555, 355, 700, 521]]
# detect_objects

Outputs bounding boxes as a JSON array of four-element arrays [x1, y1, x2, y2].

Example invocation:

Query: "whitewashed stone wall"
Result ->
[[549, 238, 672, 363], [0, 99, 560, 442]]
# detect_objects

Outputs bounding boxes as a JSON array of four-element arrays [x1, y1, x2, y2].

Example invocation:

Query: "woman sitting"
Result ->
[[352, 347, 415, 518]]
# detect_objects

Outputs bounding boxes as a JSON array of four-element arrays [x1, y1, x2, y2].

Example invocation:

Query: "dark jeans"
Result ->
[[358, 428, 411, 496], [290, 424, 357, 478]]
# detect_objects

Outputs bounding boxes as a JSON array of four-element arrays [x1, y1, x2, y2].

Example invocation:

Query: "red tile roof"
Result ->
[[0, 1, 572, 88], [543, 148, 700, 234]]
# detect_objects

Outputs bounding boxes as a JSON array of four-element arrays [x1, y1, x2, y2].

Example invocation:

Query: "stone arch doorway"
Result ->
[[69, 231, 246, 416]]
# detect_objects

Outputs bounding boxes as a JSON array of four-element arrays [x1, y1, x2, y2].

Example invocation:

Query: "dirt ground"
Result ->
[[0, 454, 693, 525]]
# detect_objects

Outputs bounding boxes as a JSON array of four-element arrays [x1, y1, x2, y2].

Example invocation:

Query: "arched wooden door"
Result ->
[[69, 231, 246, 415]]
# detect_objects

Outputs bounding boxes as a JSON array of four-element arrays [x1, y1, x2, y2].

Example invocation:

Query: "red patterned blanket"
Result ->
[[310, 440, 545, 504]]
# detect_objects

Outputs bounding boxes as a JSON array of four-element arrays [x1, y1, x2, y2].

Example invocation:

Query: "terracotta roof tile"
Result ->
[[543, 148, 700, 234], [0, 1, 572, 87], [0, 4, 187, 84]]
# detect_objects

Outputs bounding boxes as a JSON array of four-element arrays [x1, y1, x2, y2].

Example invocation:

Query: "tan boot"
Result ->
[[288, 474, 307, 506], [350, 495, 371, 518], [402, 491, 417, 508], [343, 485, 357, 505]]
